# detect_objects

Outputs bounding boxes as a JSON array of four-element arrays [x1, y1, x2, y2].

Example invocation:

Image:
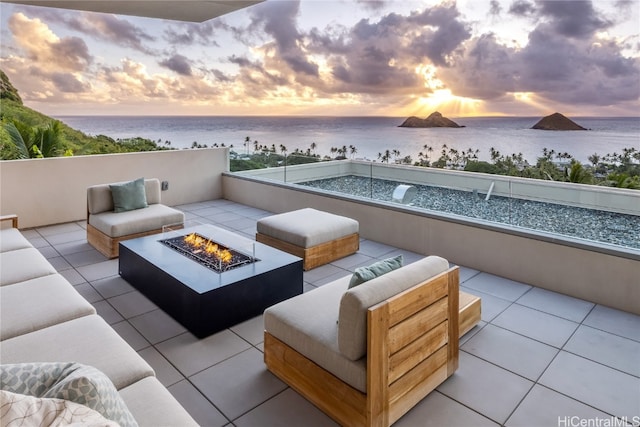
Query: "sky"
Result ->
[[0, 0, 639, 117]]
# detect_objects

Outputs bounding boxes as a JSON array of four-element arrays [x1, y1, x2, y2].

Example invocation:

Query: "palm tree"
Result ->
[[377, 151, 391, 163], [340, 145, 348, 158], [568, 161, 592, 184], [392, 149, 400, 162], [349, 145, 357, 159], [310, 142, 317, 156], [4, 120, 65, 159]]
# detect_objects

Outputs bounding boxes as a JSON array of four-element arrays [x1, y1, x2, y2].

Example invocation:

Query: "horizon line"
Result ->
[[51, 114, 640, 119]]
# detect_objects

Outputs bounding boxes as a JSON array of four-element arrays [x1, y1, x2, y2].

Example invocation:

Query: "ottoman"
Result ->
[[256, 208, 359, 270]]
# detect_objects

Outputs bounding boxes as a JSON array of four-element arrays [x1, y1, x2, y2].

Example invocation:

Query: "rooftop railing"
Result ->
[[231, 156, 640, 256]]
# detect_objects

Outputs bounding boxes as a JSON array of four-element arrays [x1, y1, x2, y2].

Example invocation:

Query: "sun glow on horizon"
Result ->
[[411, 89, 484, 117], [512, 91, 548, 113], [411, 63, 484, 116]]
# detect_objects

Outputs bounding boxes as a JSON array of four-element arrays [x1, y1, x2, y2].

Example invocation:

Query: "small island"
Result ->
[[531, 112, 587, 131], [399, 112, 464, 128]]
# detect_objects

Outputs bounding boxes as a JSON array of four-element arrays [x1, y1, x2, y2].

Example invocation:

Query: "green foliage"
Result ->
[[286, 154, 322, 165], [0, 70, 170, 159], [3, 121, 30, 158], [230, 158, 265, 171], [2, 119, 66, 159], [0, 70, 22, 103], [464, 161, 501, 174], [0, 98, 170, 159], [567, 161, 592, 184], [605, 173, 640, 189]]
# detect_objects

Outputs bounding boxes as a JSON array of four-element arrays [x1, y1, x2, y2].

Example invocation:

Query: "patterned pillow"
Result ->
[[0, 390, 120, 427], [0, 362, 138, 427]]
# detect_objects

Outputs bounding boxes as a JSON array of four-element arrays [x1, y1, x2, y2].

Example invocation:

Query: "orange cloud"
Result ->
[[9, 12, 91, 72]]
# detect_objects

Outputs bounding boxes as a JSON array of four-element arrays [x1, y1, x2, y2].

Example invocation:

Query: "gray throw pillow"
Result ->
[[110, 177, 148, 213], [348, 254, 403, 288]]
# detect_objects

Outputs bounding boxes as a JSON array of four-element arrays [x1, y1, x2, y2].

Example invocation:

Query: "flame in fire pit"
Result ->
[[184, 233, 233, 264], [160, 231, 257, 273]]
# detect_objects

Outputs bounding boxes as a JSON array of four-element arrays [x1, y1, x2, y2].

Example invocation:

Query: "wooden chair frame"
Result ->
[[264, 267, 460, 427], [256, 232, 359, 270], [0, 214, 19, 229], [86, 222, 168, 259]]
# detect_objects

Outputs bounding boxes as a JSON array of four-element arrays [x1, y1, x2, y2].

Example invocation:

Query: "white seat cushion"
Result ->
[[119, 377, 199, 427], [89, 204, 184, 238], [1, 274, 96, 340], [264, 275, 367, 392], [0, 315, 154, 390], [0, 248, 57, 286], [0, 228, 32, 253], [257, 208, 359, 248]]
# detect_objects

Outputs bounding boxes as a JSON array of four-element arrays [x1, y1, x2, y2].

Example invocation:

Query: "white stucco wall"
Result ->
[[0, 148, 229, 228]]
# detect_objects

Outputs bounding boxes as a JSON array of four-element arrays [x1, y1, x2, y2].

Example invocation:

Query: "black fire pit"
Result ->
[[119, 225, 303, 338]]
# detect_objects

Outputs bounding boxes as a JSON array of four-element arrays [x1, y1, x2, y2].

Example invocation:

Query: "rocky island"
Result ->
[[399, 112, 464, 128], [531, 112, 587, 130]]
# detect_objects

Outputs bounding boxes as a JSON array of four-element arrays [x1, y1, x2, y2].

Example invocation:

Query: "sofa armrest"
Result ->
[[0, 214, 19, 228], [366, 266, 459, 426]]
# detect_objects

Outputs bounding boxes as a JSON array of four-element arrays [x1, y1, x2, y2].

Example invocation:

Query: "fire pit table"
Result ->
[[119, 224, 303, 338]]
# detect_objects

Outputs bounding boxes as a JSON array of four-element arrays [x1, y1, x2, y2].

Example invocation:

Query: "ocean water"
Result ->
[[56, 115, 640, 164]]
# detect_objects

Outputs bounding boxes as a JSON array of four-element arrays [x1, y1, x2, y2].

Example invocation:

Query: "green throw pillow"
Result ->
[[110, 178, 147, 213], [348, 254, 403, 288]]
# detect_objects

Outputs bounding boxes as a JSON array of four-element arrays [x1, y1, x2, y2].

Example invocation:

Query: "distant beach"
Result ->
[[56, 116, 640, 165]]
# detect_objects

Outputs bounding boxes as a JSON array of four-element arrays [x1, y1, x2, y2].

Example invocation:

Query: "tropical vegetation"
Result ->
[[1, 70, 169, 159], [231, 139, 639, 189]]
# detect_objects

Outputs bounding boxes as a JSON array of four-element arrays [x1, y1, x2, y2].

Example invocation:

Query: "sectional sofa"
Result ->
[[0, 216, 198, 426]]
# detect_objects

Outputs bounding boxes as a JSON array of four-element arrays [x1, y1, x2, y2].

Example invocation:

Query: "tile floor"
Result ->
[[23, 199, 640, 427]]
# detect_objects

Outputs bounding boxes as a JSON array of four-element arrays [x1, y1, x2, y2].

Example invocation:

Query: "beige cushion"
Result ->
[[89, 204, 184, 238], [87, 178, 161, 214], [0, 228, 32, 253], [0, 390, 120, 427], [119, 377, 199, 427], [1, 274, 96, 340], [0, 315, 154, 390], [338, 256, 449, 361], [264, 275, 367, 392], [257, 208, 359, 248], [0, 248, 57, 286]]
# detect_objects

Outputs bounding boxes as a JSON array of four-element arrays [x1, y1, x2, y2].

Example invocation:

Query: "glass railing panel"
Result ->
[[280, 160, 640, 252]]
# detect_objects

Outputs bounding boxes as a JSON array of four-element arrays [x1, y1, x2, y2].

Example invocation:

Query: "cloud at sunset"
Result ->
[[0, 0, 638, 116], [8, 12, 92, 72]]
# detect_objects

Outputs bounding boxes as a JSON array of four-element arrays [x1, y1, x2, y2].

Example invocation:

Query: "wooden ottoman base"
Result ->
[[459, 291, 482, 336], [87, 224, 167, 259], [256, 232, 359, 271]]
